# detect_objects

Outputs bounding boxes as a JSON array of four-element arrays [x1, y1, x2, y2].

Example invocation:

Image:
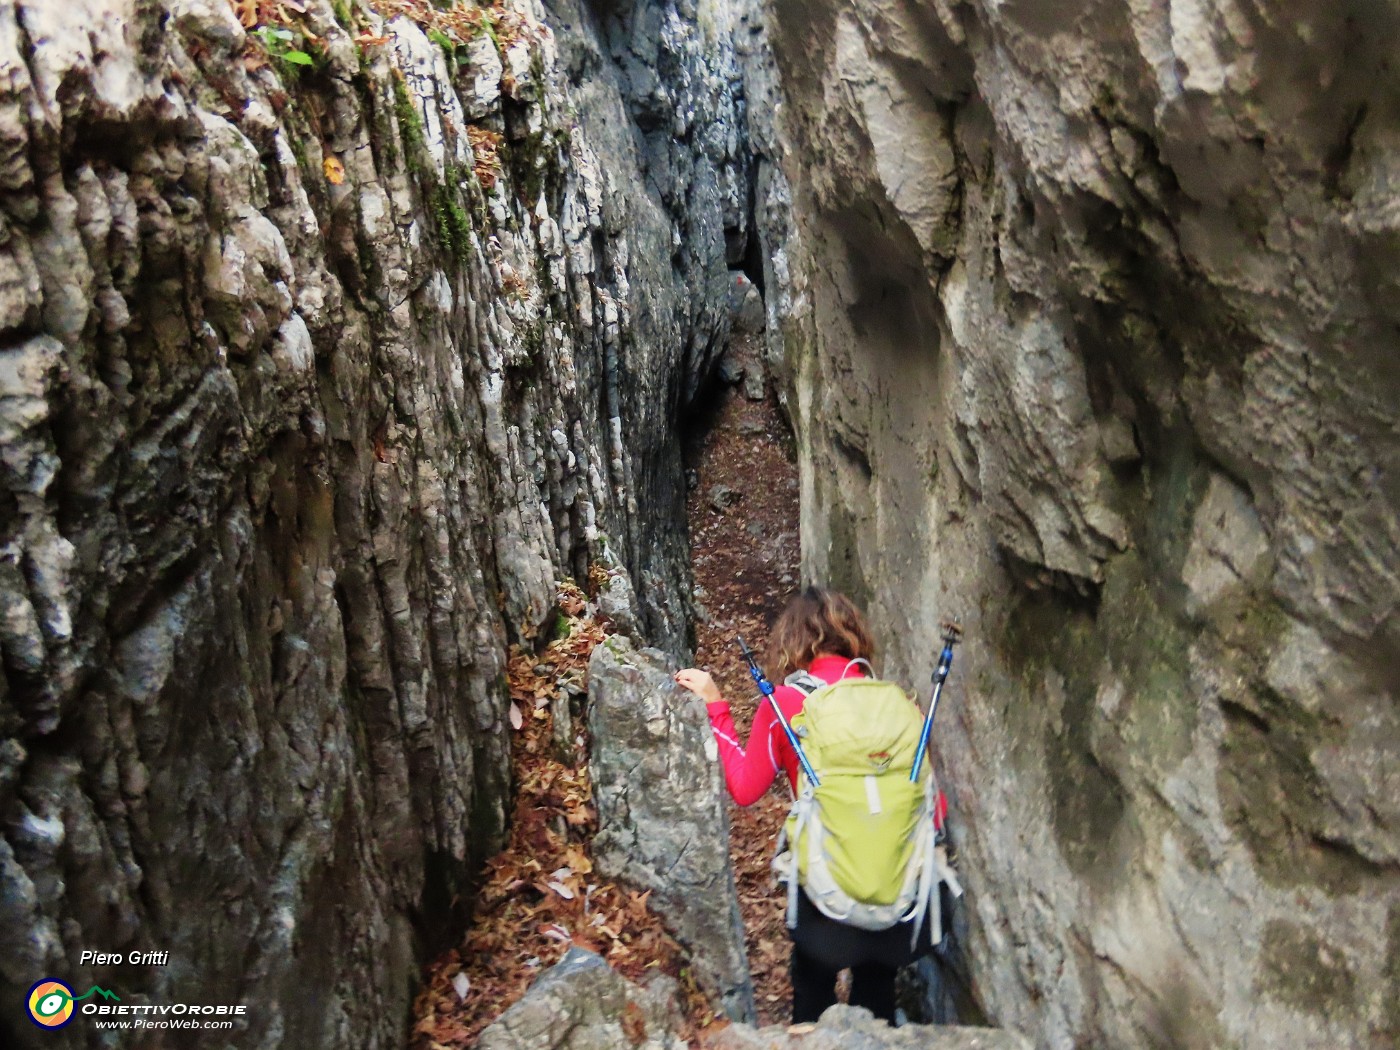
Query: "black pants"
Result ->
[[788, 889, 936, 1024]]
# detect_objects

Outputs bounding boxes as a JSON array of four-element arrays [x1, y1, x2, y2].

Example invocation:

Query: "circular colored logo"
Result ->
[[27, 979, 76, 1029]]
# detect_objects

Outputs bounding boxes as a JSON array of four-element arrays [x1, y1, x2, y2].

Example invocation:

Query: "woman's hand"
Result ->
[[674, 668, 722, 705]]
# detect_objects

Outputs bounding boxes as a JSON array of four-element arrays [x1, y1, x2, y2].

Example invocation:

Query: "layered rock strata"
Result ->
[[0, 0, 746, 1045], [751, 0, 1400, 1047], [546, 0, 755, 642]]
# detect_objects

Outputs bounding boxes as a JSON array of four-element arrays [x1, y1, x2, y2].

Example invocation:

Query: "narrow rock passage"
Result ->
[[411, 585, 708, 1046], [683, 346, 802, 1027]]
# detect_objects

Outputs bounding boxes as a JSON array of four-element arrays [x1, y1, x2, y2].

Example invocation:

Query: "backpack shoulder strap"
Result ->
[[783, 670, 827, 696]]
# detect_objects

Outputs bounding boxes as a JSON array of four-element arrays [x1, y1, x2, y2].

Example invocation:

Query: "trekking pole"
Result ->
[[736, 635, 821, 788], [910, 621, 962, 782]]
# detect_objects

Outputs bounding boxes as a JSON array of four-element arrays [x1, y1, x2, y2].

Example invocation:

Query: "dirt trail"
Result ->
[[682, 349, 802, 1027]]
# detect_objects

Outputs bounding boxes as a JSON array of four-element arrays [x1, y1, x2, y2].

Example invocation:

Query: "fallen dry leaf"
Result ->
[[622, 1000, 648, 1046], [231, 0, 258, 28], [546, 880, 574, 900]]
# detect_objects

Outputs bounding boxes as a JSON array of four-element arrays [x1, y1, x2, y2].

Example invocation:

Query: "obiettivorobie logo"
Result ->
[[26, 980, 119, 1029], [24, 975, 247, 1033]]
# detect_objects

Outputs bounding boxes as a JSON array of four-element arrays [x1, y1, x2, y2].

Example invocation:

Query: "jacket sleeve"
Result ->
[[706, 691, 791, 806]]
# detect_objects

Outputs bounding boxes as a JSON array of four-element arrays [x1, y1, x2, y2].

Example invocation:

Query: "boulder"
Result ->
[[743, 360, 768, 402], [708, 483, 744, 512], [477, 947, 686, 1050], [479, 950, 1033, 1050], [710, 1006, 1034, 1050], [718, 352, 747, 385], [729, 271, 767, 335], [586, 636, 755, 1022]]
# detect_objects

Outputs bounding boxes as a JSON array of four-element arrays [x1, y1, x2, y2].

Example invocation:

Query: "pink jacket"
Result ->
[[705, 654, 869, 805]]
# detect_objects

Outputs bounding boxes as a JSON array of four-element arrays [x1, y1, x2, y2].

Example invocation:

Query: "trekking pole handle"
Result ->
[[911, 621, 962, 783], [736, 635, 821, 788]]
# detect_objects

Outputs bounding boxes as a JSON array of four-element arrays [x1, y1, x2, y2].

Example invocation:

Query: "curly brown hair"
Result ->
[[768, 587, 875, 679]]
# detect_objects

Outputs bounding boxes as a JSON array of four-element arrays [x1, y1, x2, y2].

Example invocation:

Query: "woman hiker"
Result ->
[[674, 587, 944, 1025]]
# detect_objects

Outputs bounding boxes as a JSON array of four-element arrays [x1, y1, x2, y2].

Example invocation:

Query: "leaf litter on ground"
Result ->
[[411, 581, 720, 1047]]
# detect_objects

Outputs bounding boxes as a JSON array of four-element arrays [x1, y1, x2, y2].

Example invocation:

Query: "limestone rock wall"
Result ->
[[0, 0, 745, 1046], [546, 0, 753, 643], [752, 0, 1400, 1047]]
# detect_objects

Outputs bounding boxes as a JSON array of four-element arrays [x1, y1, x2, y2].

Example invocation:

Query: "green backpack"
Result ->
[[772, 668, 961, 945]]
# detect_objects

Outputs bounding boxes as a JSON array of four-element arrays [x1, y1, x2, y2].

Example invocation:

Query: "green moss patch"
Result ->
[[1208, 591, 1371, 895], [1001, 590, 1130, 885], [1099, 551, 1196, 779], [432, 166, 474, 262], [1256, 918, 1357, 1017], [392, 70, 427, 173], [824, 498, 871, 613], [1216, 688, 1367, 895]]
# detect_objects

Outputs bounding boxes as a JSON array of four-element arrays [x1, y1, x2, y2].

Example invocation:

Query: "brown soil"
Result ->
[[682, 356, 802, 1027]]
